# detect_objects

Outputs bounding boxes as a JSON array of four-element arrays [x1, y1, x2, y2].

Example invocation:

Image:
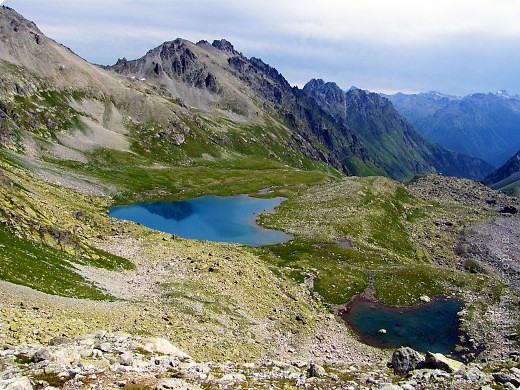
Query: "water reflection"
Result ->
[[109, 194, 291, 247]]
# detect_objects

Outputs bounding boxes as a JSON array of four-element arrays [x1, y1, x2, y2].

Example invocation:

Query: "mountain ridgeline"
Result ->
[[303, 80, 493, 180], [107, 38, 365, 174], [386, 91, 520, 167], [0, 5, 492, 184]]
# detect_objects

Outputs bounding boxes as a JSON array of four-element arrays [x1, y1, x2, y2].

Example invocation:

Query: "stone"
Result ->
[[295, 373, 306, 387], [378, 328, 387, 335], [141, 338, 190, 359], [391, 347, 423, 374], [97, 342, 111, 352], [74, 210, 85, 221], [308, 362, 326, 378], [493, 372, 520, 387], [419, 295, 431, 303], [48, 336, 72, 346], [0, 376, 33, 390], [155, 378, 201, 389], [119, 352, 134, 366], [500, 206, 517, 214], [32, 347, 53, 363], [219, 373, 246, 383], [425, 352, 464, 373]]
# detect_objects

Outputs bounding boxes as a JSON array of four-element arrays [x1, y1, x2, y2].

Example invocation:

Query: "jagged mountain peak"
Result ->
[[211, 38, 239, 55]]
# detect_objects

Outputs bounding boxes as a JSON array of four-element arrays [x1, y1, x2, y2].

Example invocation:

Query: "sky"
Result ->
[[3, 0, 520, 96]]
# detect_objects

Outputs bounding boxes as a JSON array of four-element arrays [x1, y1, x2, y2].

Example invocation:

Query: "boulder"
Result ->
[[156, 378, 201, 389], [140, 338, 190, 359], [378, 328, 387, 335], [308, 362, 326, 377], [391, 347, 423, 374], [493, 372, 520, 387], [0, 376, 33, 390], [32, 347, 54, 363], [419, 295, 431, 303], [425, 352, 464, 373]]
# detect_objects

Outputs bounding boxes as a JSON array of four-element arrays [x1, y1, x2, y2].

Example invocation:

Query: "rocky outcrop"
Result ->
[[391, 347, 423, 374], [425, 352, 465, 373], [211, 39, 238, 55]]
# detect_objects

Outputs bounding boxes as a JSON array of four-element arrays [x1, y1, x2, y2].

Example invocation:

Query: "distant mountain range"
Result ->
[[303, 80, 493, 180], [0, 6, 493, 182], [385, 91, 520, 168]]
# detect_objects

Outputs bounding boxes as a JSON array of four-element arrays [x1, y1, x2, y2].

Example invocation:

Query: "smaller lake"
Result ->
[[342, 297, 463, 354], [109, 194, 292, 247]]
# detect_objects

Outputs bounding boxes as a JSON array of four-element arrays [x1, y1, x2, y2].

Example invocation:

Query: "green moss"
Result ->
[[0, 224, 111, 300]]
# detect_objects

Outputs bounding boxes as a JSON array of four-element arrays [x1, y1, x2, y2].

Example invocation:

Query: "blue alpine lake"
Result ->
[[109, 194, 292, 247], [342, 297, 463, 354]]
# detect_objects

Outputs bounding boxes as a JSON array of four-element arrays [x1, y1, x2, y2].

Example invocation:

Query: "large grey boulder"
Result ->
[[0, 377, 33, 390], [391, 347, 423, 374]]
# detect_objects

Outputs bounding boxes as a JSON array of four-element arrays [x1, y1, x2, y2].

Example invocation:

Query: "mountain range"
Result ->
[[303, 80, 492, 180], [385, 91, 520, 167], [0, 6, 494, 183]]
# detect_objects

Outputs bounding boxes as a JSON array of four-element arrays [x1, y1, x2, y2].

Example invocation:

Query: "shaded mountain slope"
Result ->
[[484, 149, 520, 196], [303, 79, 493, 180]]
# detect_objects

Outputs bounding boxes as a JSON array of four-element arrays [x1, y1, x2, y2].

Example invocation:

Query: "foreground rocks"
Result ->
[[389, 347, 520, 390], [1, 333, 519, 389], [391, 347, 423, 374]]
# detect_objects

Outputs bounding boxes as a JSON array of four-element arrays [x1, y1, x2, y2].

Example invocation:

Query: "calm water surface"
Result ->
[[109, 194, 291, 247], [343, 297, 463, 354]]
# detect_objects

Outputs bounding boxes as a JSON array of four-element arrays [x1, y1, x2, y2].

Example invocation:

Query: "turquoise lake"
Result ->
[[342, 297, 463, 354], [109, 195, 292, 247]]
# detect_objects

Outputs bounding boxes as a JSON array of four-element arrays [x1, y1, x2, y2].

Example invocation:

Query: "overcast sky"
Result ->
[[3, 0, 520, 95]]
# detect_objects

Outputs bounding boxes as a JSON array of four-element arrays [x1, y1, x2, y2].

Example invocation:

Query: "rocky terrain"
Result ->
[[1, 332, 519, 389]]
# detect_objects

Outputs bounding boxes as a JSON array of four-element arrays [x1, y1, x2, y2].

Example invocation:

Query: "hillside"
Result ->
[[484, 149, 520, 196], [303, 80, 493, 180], [386, 91, 520, 167], [0, 6, 519, 389]]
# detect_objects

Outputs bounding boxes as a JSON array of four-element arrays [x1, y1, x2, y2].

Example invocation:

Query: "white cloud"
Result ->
[[3, 0, 520, 95]]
